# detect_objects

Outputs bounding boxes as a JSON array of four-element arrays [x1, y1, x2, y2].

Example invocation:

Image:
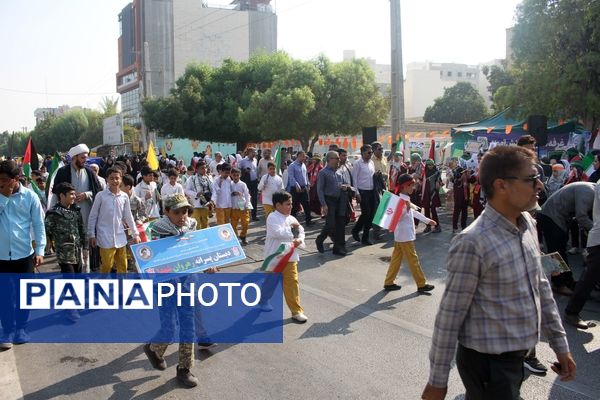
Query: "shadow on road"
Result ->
[[299, 290, 420, 339]]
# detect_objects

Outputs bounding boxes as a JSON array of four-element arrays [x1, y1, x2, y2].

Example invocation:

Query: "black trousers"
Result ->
[[456, 344, 526, 400], [248, 179, 259, 219], [453, 196, 468, 230], [0, 254, 34, 334], [566, 244, 600, 316], [353, 189, 375, 239], [317, 196, 347, 250], [537, 213, 575, 287], [291, 188, 311, 224], [59, 262, 82, 274]]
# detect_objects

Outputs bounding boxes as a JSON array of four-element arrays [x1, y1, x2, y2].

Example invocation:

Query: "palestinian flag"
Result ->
[[22, 137, 39, 179], [45, 152, 62, 199], [372, 190, 409, 232], [273, 145, 282, 175], [260, 243, 295, 273]]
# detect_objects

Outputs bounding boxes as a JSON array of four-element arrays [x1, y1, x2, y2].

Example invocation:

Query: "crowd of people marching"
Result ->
[[0, 134, 598, 397]]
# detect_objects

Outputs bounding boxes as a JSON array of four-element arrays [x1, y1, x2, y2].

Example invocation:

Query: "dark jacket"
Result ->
[[53, 164, 101, 198]]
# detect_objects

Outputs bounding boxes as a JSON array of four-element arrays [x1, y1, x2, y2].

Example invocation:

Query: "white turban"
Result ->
[[68, 144, 90, 158]]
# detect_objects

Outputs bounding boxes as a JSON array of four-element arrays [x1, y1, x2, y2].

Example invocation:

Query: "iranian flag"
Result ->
[[260, 243, 296, 273], [372, 190, 409, 232], [22, 137, 39, 178], [137, 220, 157, 242]]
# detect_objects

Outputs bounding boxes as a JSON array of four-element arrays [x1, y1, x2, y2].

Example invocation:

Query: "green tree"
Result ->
[[481, 63, 515, 113], [143, 52, 388, 151], [78, 109, 104, 148], [423, 82, 488, 123], [100, 96, 119, 117], [509, 0, 600, 128], [240, 56, 388, 152]]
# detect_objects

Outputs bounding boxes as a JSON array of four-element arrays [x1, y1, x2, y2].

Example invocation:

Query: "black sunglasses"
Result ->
[[500, 174, 540, 187]]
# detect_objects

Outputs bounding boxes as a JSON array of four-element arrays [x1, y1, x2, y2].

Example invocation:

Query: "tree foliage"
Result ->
[[482, 63, 515, 113], [100, 96, 119, 116], [423, 82, 488, 124], [142, 52, 388, 152], [509, 0, 600, 128]]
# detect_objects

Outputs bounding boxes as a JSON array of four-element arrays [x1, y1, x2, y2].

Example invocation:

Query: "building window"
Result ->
[[447, 71, 452, 77], [457, 72, 463, 77], [440, 71, 443, 78]]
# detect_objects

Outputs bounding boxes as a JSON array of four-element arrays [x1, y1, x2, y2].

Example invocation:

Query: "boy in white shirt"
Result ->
[[265, 190, 308, 323], [184, 161, 213, 229], [88, 167, 140, 273], [160, 169, 185, 210], [134, 166, 161, 220], [212, 163, 233, 225], [383, 174, 436, 292], [230, 168, 252, 245], [257, 162, 284, 220]]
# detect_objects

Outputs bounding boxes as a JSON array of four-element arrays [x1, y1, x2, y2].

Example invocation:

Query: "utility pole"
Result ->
[[390, 0, 406, 151], [140, 41, 152, 151]]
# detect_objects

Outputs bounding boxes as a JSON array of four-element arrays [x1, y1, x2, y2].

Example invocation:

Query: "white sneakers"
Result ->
[[292, 312, 308, 323], [0, 341, 13, 350]]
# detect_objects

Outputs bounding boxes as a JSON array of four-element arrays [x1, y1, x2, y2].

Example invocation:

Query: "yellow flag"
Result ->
[[147, 141, 159, 171]]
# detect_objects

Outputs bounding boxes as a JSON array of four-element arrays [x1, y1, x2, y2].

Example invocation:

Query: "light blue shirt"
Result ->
[[286, 160, 308, 191], [0, 184, 46, 259]]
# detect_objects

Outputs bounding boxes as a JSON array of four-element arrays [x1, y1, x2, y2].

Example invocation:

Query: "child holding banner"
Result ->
[[264, 190, 308, 323], [144, 193, 218, 388], [383, 174, 436, 292]]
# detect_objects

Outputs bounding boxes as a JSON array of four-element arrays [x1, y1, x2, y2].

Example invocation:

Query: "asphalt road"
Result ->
[[1, 206, 599, 400]]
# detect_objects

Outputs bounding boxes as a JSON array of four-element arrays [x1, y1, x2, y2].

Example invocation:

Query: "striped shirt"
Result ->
[[428, 205, 569, 388]]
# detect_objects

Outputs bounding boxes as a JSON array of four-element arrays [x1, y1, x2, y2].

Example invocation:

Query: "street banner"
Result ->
[[131, 224, 245, 275]]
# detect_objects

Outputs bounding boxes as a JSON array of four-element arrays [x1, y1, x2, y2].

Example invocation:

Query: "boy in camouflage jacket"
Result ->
[[45, 182, 87, 273]]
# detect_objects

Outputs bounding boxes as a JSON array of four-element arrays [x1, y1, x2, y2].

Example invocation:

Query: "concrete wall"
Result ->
[[404, 68, 449, 119], [248, 10, 277, 56], [142, 0, 175, 98], [174, 4, 249, 76]]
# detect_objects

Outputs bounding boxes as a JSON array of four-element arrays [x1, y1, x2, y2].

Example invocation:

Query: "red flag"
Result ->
[[23, 137, 39, 178], [428, 139, 435, 162]]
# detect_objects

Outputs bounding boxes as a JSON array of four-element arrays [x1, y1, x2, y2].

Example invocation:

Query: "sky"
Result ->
[[0, 0, 522, 133]]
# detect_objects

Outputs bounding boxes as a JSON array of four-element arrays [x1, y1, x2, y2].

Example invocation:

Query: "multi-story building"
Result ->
[[33, 105, 81, 125], [116, 0, 277, 127], [404, 61, 498, 119]]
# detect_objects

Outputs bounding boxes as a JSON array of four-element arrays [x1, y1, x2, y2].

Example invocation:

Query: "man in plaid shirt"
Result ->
[[422, 145, 576, 400]]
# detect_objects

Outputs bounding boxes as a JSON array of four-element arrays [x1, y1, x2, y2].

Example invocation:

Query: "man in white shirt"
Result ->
[[257, 148, 274, 179], [208, 152, 225, 177], [351, 144, 376, 245]]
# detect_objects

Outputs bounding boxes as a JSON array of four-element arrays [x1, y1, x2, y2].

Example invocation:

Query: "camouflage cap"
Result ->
[[164, 194, 191, 210]]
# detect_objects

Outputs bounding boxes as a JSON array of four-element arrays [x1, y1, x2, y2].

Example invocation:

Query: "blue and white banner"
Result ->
[[2, 273, 283, 343], [131, 224, 245, 275]]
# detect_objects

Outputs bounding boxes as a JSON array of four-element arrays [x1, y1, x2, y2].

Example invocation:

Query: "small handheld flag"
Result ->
[[260, 243, 296, 273]]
